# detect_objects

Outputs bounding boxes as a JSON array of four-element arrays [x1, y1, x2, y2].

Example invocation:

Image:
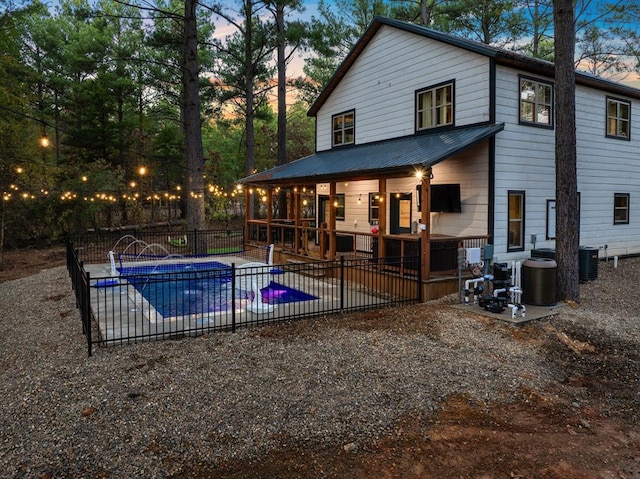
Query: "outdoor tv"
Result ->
[[417, 184, 462, 213]]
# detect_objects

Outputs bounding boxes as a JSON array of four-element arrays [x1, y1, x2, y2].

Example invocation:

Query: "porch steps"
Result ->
[[286, 259, 326, 277]]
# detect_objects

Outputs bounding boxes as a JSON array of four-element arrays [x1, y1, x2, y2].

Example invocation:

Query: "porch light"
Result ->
[[415, 170, 423, 180], [333, 200, 339, 207]]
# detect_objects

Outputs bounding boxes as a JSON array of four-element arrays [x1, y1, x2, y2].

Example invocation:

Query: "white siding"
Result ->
[[493, 66, 556, 262], [315, 25, 491, 151], [493, 65, 640, 261], [310, 23, 640, 262], [318, 143, 490, 238], [575, 85, 640, 257]]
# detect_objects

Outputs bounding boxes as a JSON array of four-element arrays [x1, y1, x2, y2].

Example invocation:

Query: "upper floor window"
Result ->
[[519, 77, 553, 127], [416, 81, 454, 131], [332, 110, 355, 147], [614, 193, 630, 224], [606, 97, 631, 139]]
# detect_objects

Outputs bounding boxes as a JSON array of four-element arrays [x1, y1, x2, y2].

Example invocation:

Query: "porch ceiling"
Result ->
[[241, 123, 504, 186]]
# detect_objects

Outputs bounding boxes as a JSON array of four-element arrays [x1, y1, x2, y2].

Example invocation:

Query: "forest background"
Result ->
[[2, 0, 640, 256]]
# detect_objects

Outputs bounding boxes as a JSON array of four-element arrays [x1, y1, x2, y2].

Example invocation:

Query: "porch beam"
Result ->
[[378, 179, 387, 260], [420, 171, 431, 281], [244, 187, 251, 243], [329, 182, 337, 259], [266, 187, 273, 246], [294, 187, 301, 253]]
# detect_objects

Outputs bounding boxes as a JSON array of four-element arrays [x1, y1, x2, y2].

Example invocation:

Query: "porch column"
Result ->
[[377, 179, 387, 260], [266, 187, 273, 246], [294, 187, 301, 253], [329, 182, 337, 259], [244, 187, 251, 243], [420, 171, 431, 281]]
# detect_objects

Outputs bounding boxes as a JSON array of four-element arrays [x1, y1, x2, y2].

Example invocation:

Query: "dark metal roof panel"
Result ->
[[241, 123, 504, 185]]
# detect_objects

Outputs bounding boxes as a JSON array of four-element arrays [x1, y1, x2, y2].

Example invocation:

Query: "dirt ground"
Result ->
[[2, 246, 640, 478], [0, 246, 68, 283]]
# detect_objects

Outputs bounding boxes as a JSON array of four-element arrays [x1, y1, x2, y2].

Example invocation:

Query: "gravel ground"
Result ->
[[1, 257, 639, 478]]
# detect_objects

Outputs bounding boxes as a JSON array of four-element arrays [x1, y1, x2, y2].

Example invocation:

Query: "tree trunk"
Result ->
[[276, 2, 288, 218], [182, 0, 206, 236], [244, 0, 256, 178], [554, 0, 580, 302]]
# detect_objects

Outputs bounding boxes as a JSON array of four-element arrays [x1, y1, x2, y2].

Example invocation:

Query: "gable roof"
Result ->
[[240, 123, 504, 185], [308, 16, 640, 117]]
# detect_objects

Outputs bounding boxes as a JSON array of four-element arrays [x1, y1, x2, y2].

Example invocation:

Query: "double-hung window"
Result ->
[[508, 191, 525, 251], [369, 193, 380, 223], [606, 97, 631, 139], [332, 110, 355, 147], [416, 81, 453, 131], [519, 77, 553, 127], [614, 193, 630, 224]]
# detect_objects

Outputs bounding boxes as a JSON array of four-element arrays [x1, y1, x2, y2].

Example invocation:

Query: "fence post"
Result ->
[[339, 256, 345, 311], [231, 263, 236, 333], [85, 272, 92, 357]]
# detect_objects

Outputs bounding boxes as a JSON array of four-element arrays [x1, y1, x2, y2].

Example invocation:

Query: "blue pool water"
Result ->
[[121, 262, 317, 318], [118, 260, 230, 277]]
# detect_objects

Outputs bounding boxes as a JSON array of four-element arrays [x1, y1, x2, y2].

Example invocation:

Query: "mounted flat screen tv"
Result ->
[[417, 184, 462, 213]]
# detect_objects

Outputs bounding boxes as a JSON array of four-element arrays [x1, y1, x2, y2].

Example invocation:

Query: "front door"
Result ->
[[390, 193, 412, 234], [317, 195, 330, 245]]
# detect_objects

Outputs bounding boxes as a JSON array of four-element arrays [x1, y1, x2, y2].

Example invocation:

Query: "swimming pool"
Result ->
[[121, 261, 317, 321]]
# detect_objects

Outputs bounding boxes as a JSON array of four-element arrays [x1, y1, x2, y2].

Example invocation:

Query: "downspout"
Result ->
[[488, 57, 497, 245]]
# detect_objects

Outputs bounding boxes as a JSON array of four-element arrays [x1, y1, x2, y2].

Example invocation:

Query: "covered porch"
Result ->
[[240, 124, 503, 296]]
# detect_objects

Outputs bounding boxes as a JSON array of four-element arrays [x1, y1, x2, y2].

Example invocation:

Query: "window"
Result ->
[[334, 194, 345, 220], [519, 77, 553, 127], [606, 97, 630, 139], [614, 193, 630, 224], [508, 191, 525, 251], [416, 81, 453, 131], [332, 110, 355, 147], [369, 193, 380, 223]]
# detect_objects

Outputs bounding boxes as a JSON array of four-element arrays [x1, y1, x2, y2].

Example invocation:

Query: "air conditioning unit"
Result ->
[[579, 246, 599, 282]]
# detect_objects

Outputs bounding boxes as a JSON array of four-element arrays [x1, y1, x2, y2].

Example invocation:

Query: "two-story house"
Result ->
[[240, 16, 640, 296]]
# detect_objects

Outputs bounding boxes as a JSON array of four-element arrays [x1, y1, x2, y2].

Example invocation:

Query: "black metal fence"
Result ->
[[70, 228, 245, 265], [66, 234, 421, 356]]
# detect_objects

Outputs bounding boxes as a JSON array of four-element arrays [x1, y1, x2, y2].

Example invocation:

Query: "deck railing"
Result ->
[[247, 219, 488, 273]]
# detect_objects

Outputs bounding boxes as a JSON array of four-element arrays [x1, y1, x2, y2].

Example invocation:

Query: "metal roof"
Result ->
[[241, 123, 504, 185]]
